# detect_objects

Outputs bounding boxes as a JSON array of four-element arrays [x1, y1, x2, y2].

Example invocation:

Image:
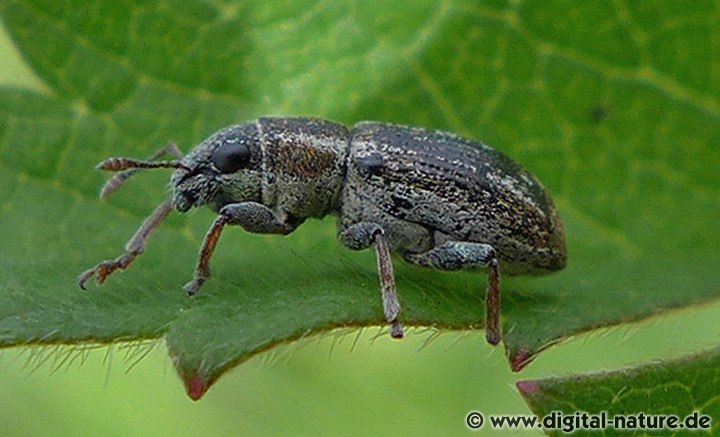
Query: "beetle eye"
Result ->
[[211, 142, 251, 174]]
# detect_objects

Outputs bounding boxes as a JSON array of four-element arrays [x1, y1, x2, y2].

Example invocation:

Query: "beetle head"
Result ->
[[171, 123, 263, 213]]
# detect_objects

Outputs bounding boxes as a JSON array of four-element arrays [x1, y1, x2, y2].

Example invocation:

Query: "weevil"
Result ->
[[78, 117, 566, 345]]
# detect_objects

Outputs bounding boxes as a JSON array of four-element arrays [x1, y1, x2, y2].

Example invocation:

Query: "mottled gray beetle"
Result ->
[[78, 117, 566, 345]]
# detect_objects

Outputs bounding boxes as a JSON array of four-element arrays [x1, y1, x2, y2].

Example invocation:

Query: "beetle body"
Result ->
[[80, 116, 566, 345]]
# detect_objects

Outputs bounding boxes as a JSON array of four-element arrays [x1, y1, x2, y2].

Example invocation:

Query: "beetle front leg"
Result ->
[[183, 202, 296, 296], [404, 242, 501, 345], [77, 199, 174, 289], [339, 223, 404, 339]]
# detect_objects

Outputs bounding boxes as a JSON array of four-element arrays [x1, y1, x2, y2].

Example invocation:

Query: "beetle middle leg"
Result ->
[[183, 202, 297, 295], [404, 242, 501, 345], [339, 222, 404, 339]]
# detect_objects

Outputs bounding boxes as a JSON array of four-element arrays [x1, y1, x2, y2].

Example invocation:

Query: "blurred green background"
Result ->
[[1, 3, 720, 436]]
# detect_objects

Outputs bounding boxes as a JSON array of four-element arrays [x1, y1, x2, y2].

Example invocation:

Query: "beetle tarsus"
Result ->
[[76, 257, 127, 289], [389, 320, 404, 339], [183, 279, 204, 296]]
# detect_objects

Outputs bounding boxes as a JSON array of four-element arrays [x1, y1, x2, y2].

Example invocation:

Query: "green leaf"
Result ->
[[1, 0, 719, 399], [518, 347, 720, 435]]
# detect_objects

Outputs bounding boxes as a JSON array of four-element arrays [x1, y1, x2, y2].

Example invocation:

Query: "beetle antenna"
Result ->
[[97, 143, 187, 199], [96, 157, 190, 172], [98, 159, 190, 199]]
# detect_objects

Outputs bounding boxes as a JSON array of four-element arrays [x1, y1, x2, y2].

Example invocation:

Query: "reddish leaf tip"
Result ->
[[185, 373, 209, 401], [516, 380, 540, 396], [510, 347, 535, 371]]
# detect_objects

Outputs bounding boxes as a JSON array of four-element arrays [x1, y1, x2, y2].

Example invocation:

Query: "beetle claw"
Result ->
[[76, 258, 126, 289], [389, 320, 404, 339], [77, 269, 94, 290], [183, 278, 203, 296]]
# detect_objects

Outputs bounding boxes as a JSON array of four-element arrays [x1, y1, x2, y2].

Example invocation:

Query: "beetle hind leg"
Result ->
[[404, 242, 501, 346], [339, 223, 403, 339]]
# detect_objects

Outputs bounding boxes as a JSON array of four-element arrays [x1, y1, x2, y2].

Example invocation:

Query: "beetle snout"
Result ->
[[173, 192, 193, 212], [171, 170, 220, 213]]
